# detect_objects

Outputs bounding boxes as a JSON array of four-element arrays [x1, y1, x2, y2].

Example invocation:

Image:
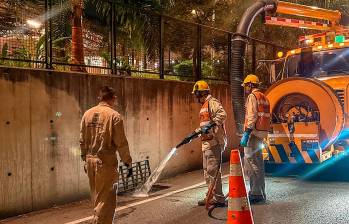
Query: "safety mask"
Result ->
[[244, 85, 252, 96], [194, 91, 206, 104]]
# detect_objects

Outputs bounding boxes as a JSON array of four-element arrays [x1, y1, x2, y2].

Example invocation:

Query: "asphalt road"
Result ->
[[2, 163, 349, 224]]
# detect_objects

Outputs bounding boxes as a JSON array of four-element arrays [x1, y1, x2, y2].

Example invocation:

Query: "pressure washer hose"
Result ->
[[205, 154, 230, 220], [207, 149, 244, 219], [206, 178, 229, 220]]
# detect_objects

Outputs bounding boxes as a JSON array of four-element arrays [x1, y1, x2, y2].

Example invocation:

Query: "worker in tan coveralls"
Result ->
[[80, 86, 132, 224], [190, 80, 227, 207], [240, 74, 270, 204]]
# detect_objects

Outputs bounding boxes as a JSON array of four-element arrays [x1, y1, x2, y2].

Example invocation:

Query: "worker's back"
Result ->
[[80, 102, 121, 156]]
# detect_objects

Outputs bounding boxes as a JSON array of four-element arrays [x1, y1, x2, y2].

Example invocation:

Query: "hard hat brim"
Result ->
[[192, 89, 210, 93], [242, 82, 260, 87]]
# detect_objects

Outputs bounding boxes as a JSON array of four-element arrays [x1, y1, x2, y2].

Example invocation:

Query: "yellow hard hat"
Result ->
[[242, 74, 260, 86], [192, 80, 210, 93]]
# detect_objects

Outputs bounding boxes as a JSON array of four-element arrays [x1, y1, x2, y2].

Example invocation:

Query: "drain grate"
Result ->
[[118, 160, 151, 193]]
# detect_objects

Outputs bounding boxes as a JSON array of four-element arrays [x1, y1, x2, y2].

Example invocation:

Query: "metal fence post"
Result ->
[[110, 2, 116, 75], [0, 4, 289, 82], [228, 33, 232, 83], [44, 0, 49, 69], [195, 25, 202, 81], [159, 15, 164, 79], [48, 0, 53, 69]]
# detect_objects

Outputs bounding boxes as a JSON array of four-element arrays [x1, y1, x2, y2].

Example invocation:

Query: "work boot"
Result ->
[[248, 194, 266, 204]]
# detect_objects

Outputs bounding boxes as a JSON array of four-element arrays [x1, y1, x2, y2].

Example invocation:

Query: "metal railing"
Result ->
[[0, 1, 287, 83]]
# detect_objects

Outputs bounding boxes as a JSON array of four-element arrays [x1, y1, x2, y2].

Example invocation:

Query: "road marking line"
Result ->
[[65, 174, 229, 224]]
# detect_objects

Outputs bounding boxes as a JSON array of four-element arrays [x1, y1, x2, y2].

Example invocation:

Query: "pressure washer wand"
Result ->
[[175, 123, 216, 149], [175, 131, 201, 149]]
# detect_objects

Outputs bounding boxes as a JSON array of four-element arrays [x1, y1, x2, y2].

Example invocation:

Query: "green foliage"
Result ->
[[85, 0, 161, 60], [1, 43, 8, 59], [100, 51, 111, 66], [0, 44, 33, 68], [12, 47, 31, 60], [115, 57, 131, 74], [49, 0, 72, 40], [131, 72, 159, 79], [173, 60, 193, 76], [35, 34, 71, 64], [173, 59, 216, 78], [4, 0, 349, 81], [201, 61, 213, 77], [162, 0, 243, 30], [53, 37, 71, 63], [36, 35, 46, 61]]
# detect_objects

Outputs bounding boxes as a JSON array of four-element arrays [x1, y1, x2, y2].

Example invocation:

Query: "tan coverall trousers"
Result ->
[[243, 135, 265, 197], [203, 144, 225, 203], [86, 154, 118, 224]]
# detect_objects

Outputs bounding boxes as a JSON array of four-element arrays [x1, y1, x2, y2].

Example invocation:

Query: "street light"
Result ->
[[27, 19, 42, 29]]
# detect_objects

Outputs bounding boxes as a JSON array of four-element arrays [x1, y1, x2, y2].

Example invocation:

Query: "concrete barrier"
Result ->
[[0, 66, 238, 218]]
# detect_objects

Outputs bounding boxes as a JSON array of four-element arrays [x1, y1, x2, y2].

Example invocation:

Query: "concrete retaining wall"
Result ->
[[0, 66, 238, 218]]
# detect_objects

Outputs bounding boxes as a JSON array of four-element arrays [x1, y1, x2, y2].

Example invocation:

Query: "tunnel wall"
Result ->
[[0, 66, 238, 218]]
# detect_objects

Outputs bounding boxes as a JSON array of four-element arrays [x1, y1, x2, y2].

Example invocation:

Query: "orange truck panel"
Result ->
[[266, 122, 321, 164], [277, 1, 342, 25]]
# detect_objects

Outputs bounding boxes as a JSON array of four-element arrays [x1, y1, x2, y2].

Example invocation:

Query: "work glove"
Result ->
[[200, 122, 216, 134], [240, 128, 252, 147], [125, 163, 133, 178]]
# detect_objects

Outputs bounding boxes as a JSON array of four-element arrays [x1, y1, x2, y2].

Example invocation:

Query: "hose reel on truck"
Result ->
[[265, 77, 345, 164]]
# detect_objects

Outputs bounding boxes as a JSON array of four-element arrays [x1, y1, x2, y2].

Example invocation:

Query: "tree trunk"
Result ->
[[71, 1, 86, 72]]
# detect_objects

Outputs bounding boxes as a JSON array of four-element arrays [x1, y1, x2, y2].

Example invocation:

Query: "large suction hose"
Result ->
[[231, 0, 277, 133]]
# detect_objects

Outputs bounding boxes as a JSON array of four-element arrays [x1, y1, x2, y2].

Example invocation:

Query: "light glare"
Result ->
[[27, 19, 42, 29]]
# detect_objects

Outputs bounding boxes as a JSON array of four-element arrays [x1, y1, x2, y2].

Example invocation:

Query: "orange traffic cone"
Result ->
[[227, 149, 254, 224]]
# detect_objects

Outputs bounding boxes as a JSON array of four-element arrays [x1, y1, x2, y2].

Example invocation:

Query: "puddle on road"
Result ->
[[133, 148, 178, 198]]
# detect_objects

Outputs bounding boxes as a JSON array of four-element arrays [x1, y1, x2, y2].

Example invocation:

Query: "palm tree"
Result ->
[[70, 0, 161, 72], [71, 0, 85, 72]]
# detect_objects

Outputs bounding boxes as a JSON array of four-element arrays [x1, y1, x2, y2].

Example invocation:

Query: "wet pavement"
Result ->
[[2, 163, 349, 224]]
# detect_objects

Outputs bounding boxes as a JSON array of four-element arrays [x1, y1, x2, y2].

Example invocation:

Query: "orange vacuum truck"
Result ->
[[231, 1, 349, 167]]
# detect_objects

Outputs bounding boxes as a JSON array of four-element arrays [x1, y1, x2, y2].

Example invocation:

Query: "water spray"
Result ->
[[133, 124, 216, 198]]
